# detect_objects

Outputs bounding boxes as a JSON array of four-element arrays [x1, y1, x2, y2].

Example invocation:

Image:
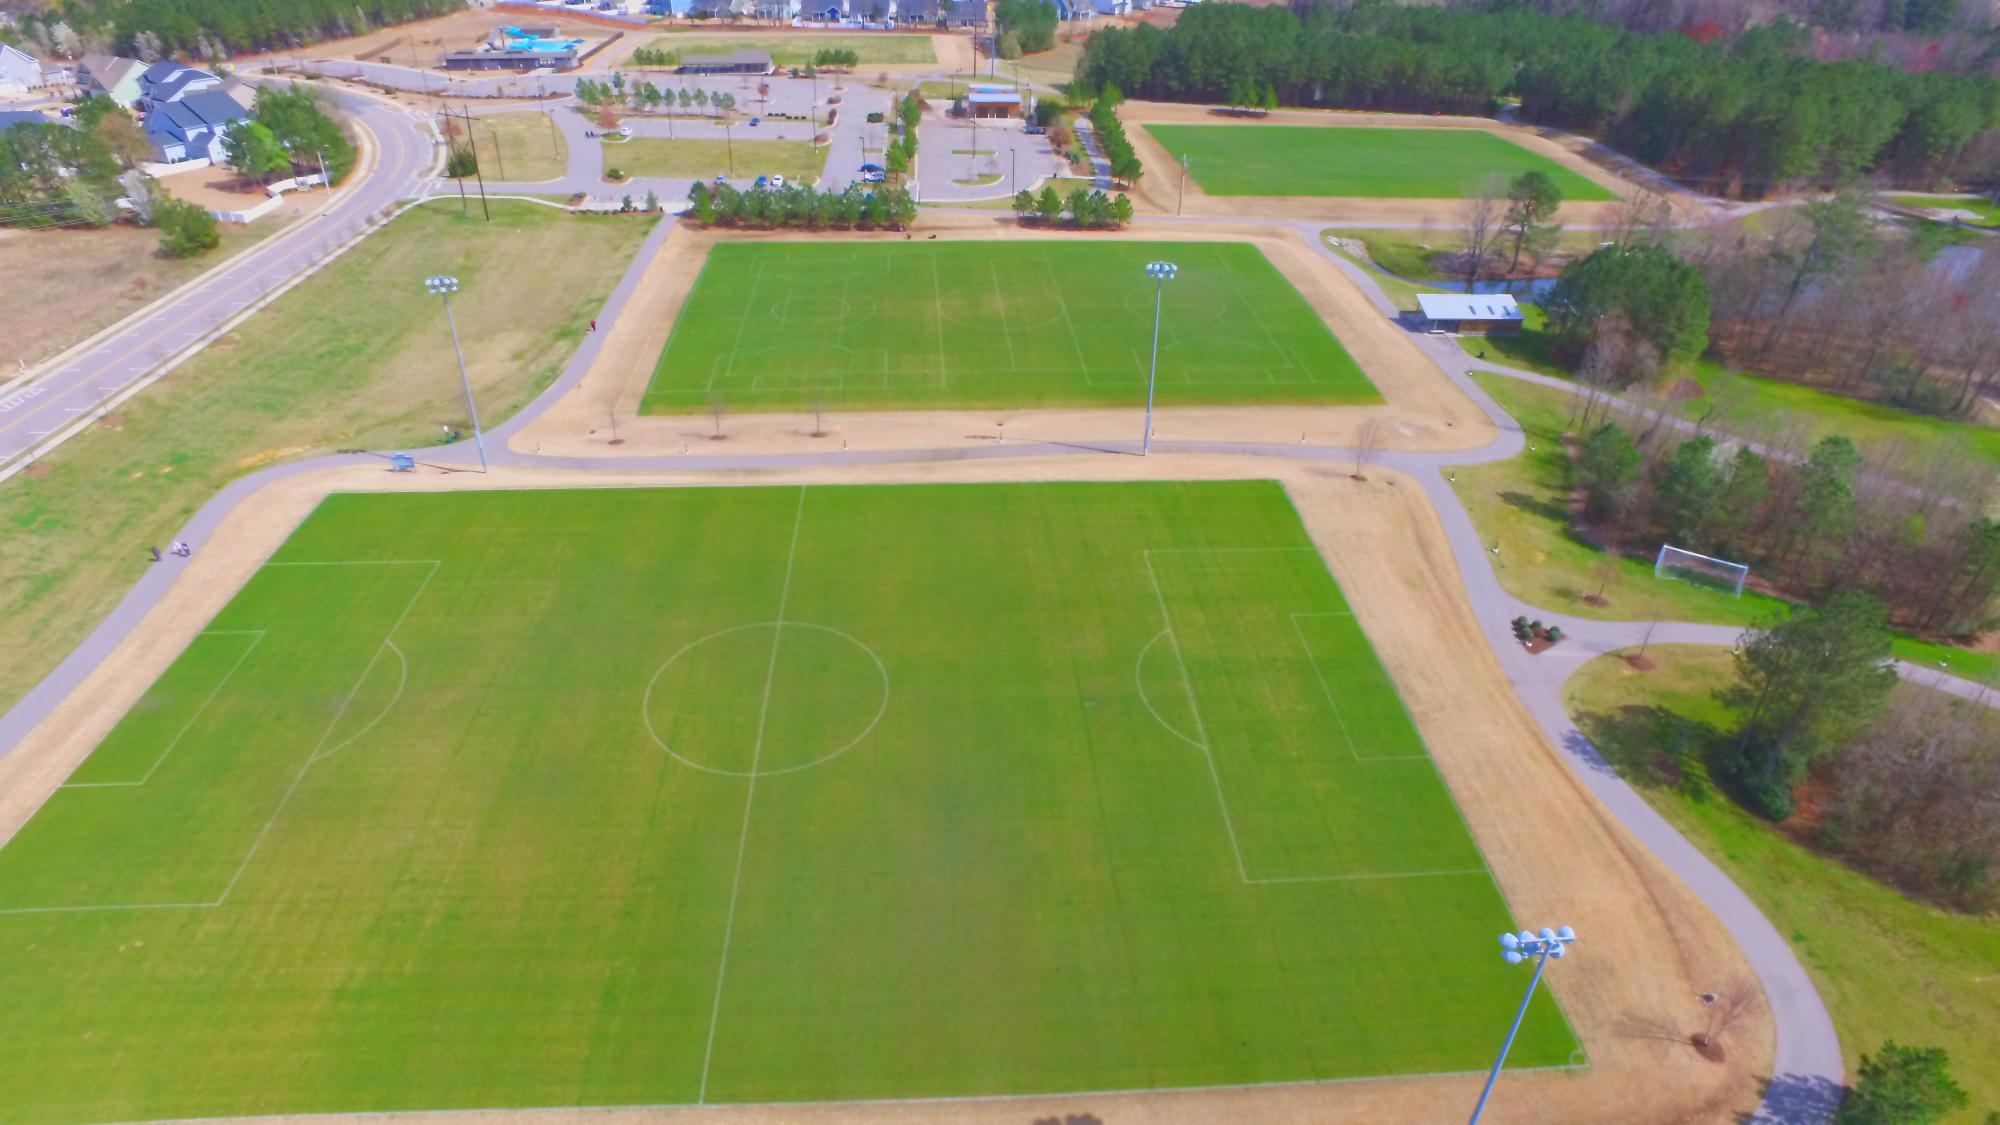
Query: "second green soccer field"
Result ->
[[641, 241, 1378, 413], [0, 481, 1575, 1121], [1145, 124, 1619, 200]]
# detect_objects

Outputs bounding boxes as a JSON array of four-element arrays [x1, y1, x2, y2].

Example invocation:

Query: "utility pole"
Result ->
[[461, 106, 490, 220], [724, 121, 734, 176], [316, 148, 331, 200], [1177, 153, 1188, 216]]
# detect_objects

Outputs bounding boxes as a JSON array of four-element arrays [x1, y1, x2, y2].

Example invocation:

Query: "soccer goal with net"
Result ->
[[1654, 544, 1751, 597]]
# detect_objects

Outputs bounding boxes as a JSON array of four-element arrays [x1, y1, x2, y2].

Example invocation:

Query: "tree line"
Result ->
[[1010, 184, 1133, 229], [19, 0, 461, 60], [1079, 3, 2000, 195], [1088, 86, 1142, 185], [1685, 192, 2000, 419], [685, 180, 915, 230], [995, 0, 1056, 54]]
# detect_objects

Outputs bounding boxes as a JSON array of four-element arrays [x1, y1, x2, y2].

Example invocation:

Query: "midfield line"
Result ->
[[698, 486, 807, 1104]]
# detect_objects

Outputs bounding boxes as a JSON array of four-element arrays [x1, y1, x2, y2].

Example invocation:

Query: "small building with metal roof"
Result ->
[[1415, 292, 1525, 335]]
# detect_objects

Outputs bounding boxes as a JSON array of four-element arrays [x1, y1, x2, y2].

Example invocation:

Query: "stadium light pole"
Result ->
[[1468, 925, 1577, 1125], [424, 275, 488, 474], [1141, 260, 1177, 456]]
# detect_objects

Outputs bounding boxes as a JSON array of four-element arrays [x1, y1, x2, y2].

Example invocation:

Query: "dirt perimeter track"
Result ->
[[0, 216, 1832, 1123]]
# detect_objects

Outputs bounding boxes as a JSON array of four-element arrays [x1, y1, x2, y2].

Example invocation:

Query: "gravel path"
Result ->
[[7, 211, 1974, 1123]]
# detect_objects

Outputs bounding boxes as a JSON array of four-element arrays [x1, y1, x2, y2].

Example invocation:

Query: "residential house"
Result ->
[[142, 89, 251, 162], [945, 0, 986, 26], [1051, 0, 1094, 19], [137, 60, 223, 110], [896, 0, 941, 23], [1092, 0, 1130, 13], [79, 54, 146, 107], [0, 108, 52, 131], [0, 44, 59, 96]]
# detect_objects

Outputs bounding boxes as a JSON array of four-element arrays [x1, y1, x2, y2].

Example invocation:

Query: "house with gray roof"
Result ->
[[0, 44, 57, 95], [138, 60, 223, 109], [79, 54, 146, 107], [143, 88, 252, 162]]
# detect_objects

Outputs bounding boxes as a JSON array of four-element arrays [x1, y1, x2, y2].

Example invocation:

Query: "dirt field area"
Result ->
[[1120, 101, 1703, 224], [0, 222, 277, 373], [0, 445, 1772, 1124], [516, 214, 1498, 458]]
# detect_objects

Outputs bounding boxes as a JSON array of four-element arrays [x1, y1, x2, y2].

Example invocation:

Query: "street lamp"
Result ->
[[1141, 260, 1177, 456], [424, 276, 487, 474], [1468, 925, 1577, 1125]]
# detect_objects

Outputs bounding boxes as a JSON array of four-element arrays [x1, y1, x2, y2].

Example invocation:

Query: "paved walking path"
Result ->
[[10, 210, 1977, 1122]]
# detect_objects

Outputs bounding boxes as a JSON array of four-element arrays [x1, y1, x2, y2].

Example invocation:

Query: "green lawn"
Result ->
[[1450, 373, 1794, 626], [606, 138, 822, 184], [647, 32, 938, 66], [0, 201, 653, 715], [1682, 362, 2000, 475], [643, 241, 1379, 413], [0, 481, 1575, 1121], [1327, 227, 1610, 285], [1458, 372, 1999, 669], [1884, 193, 2000, 228], [1143, 125, 1618, 200], [1565, 646, 2000, 1116]]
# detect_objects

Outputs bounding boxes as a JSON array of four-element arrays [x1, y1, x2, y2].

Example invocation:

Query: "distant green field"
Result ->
[[648, 31, 937, 65], [643, 241, 1378, 413], [1145, 124, 1619, 200], [1884, 193, 2000, 228], [0, 482, 1574, 1121]]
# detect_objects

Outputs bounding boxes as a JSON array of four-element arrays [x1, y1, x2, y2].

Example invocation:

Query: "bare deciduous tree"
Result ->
[[1351, 418, 1385, 480], [1457, 174, 1507, 293]]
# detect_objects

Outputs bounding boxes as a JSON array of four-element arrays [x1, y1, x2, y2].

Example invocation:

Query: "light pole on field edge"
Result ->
[[1177, 153, 1188, 216], [424, 275, 487, 474], [1467, 925, 1577, 1125], [1141, 260, 1177, 456]]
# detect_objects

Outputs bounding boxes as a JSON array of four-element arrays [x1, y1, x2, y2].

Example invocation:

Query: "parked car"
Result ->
[[749, 116, 760, 127], [1023, 123, 1046, 136], [714, 173, 728, 185], [770, 174, 787, 188], [860, 162, 885, 183], [754, 175, 769, 188], [615, 126, 631, 138]]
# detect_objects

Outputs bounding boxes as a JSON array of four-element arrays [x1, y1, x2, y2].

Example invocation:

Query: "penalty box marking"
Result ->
[[0, 560, 439, 917], [1142, 548, 1477, 886]]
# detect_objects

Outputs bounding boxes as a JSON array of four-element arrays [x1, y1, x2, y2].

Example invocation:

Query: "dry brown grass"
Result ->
[[0, 222, 276, 373]]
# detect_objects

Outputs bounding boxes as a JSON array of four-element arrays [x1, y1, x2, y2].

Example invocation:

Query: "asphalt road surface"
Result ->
[[0, 84, 437, 471]]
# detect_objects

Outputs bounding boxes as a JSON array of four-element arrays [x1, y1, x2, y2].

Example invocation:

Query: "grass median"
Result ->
[[605, 138, 821, 184], [0, 200, 653, 714]]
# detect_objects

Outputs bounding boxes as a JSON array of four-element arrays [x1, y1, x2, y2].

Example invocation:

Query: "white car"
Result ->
[[770, 175, 787, 189]]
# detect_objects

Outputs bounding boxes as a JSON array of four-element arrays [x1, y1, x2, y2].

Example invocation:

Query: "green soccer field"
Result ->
[[639, 241, 1379, 414], [1143, 124, 1620, 200], [0, 482, 1576, 1121]]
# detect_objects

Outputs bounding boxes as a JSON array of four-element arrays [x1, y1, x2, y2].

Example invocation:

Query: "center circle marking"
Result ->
[[642, 621, 889, 777]]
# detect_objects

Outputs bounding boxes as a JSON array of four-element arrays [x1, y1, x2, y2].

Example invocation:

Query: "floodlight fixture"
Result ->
[[1468, 924, 1578, 1125]]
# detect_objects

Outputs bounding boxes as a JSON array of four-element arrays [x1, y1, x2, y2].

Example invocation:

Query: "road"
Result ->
[[0, 84, 438, 475], [0, 211, 1927, 1120]]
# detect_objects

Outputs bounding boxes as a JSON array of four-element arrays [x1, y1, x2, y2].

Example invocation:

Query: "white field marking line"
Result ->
[[988, 259, 1017, 370], [1134, 630, 1205, 751], [212, 560, 439, 906], [120, 1057, 1593, 1123], [929, 251, 950, 385], [1211, 262, 1296, 382], [1246, 868, 1489, 886], [1289, 613, 1425, 765], [309, 640, 408, 764], [716, 260, 764, 393], [698, 485, 806, 1106], [61, 631, 267, 789], [0, 562, 440, 917], [1141, 550, 1247, 884], [1041, 247, 1094, 382]]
